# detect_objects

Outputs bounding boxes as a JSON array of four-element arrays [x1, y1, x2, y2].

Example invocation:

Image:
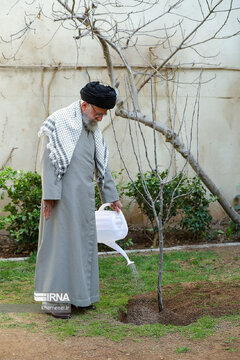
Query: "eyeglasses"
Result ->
[[90, 105, 107, 118]]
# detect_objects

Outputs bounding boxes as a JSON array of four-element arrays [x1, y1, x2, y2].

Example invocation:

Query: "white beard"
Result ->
[[82, 114, 98, 131]]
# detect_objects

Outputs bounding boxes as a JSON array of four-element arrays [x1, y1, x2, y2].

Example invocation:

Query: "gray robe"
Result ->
[[34, 127, 119, 306]]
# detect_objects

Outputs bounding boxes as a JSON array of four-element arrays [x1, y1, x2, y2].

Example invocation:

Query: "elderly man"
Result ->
[[34, 81, 122, 319]]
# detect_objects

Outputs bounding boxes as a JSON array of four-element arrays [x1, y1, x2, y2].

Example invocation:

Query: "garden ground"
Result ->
[[0, 319, 239, 360], [0, 245, 239, 359]]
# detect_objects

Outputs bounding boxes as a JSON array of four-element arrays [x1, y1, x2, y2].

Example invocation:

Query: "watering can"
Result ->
[[95, 203, 134, 266]]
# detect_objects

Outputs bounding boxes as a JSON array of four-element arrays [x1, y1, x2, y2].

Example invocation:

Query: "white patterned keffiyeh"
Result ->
[[38, 101, 109, 185]]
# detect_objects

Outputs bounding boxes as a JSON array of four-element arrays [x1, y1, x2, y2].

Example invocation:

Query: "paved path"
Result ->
[[1, 242, 240, 262]]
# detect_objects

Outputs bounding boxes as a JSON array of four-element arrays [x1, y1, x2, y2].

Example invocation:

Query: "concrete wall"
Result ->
[[0, 0, 239, 220]]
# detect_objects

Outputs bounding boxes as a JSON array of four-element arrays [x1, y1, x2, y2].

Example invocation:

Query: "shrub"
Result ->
[[226, 221, 240, 239], [95, 169, 125, 210], [178, 176, 215, 234], [0, 167, 42, 253], [0, 167, 126, 253], [226, 185, 240, 239], [125, 170, 183, 225], [124, 170, 216, 238]]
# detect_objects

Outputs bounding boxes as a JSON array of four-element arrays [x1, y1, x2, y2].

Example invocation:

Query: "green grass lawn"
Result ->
[[0, 249, 239, 341]]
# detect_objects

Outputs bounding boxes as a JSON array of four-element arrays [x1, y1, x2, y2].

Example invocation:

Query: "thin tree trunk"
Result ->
[[116, 107, 240, 224], [157, 218, 164, 312]]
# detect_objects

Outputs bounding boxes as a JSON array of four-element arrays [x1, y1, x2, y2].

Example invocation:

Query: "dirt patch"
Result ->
[[119, 281, 240, 326], [0, 233, 36, 258], [0, 246, 239, 359], [126, 218, 239, 249], [0, 322, 240, 360], [1, 217, 239, 258], [0, 234, 21, 258]]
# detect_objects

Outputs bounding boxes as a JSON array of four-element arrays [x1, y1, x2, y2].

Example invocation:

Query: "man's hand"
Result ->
[[110, 200, 122, 214], [43, 200, 56, 219]]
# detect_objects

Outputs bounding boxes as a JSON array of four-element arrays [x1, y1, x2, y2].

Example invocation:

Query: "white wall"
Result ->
[[0, 0, 239, 220]]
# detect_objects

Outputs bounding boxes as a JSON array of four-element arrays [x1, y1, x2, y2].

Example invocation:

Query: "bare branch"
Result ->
[[6, 0, 22, 15], [197, 0, 205, 19], [115, 106, 240, 224], [1, 148, 18, 170], [1, 6, 42, 61], [137, 0, 227, 92]]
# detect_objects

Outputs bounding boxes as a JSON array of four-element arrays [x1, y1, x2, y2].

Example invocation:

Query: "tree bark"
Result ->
[[157, 216, 164, 312], [116, 107, 240, 225]]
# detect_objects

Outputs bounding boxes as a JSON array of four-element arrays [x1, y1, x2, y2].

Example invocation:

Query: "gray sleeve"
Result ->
[[99, 166, 119, 204], [39, 134, 62, 200]]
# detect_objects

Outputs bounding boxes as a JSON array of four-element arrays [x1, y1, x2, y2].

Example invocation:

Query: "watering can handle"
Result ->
[[98, 203, 123, 214], [98, 203, 112, 211]]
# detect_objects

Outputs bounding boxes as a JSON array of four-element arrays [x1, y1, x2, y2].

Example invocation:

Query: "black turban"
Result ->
[[80, 81, 116, 109]]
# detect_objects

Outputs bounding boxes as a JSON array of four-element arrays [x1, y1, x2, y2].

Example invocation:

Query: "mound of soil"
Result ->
[[119, 281, 240, 326]]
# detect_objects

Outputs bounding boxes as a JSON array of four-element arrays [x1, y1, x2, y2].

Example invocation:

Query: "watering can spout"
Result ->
[[127, 261, 135, 266], [106, 241, 134, 266], [95, 203, 134, 266]]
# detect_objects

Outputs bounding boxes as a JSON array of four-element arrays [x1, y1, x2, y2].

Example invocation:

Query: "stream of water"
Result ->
[[128, 262, 140, 278], [128, 262, 145, 290]]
